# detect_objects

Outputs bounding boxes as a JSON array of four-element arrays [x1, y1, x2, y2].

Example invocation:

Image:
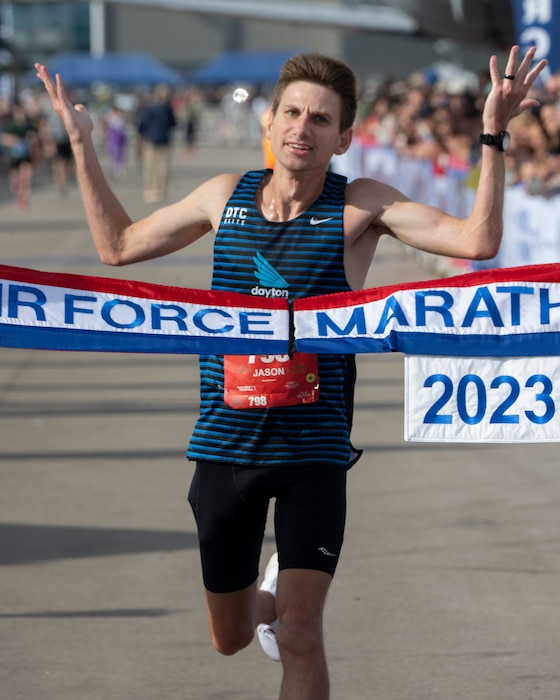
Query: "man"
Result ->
[[137, 83, 177, 202], [35, 45, 545, 700], [2, 102, 39, 210]]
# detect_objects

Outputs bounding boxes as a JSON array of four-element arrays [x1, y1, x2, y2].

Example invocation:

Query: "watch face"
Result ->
[[501, 131, 510, 151]]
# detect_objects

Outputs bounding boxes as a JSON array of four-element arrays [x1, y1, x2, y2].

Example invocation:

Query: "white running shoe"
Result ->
[[257, 552, 280, 662]]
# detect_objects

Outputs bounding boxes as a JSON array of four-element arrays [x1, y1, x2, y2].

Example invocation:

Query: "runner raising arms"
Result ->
[[35, 45, 546, 700]]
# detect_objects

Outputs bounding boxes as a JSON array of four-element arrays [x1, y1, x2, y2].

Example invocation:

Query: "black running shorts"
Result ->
[[188, 461, 347, 594]]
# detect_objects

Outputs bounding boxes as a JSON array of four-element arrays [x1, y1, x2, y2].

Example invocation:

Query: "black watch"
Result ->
[[479, 131, 510, 152]]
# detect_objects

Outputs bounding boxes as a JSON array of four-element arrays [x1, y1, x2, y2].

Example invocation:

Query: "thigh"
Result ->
[[188, 461, 270, 593], [275, 467, 347, 576]]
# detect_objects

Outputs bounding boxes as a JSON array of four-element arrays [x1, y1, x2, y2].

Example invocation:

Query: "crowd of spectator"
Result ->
[[2, 59, 560, 210], [354, 64, 560, 198]]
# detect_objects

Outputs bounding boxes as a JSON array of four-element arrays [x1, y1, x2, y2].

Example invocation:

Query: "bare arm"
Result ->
[[34, 63, 236, 266], [345, 46, 548, 268]]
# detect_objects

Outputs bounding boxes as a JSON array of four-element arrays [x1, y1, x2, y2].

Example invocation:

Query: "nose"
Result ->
[[292, 112, 312, 136]]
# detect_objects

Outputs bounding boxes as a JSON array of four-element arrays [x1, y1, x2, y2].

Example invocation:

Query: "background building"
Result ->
[[2, 0, 513, 86]]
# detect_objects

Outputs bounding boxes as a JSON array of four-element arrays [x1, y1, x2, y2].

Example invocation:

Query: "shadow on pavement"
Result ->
[[0, 522, 198, 565], [0, 608, 180, 619]]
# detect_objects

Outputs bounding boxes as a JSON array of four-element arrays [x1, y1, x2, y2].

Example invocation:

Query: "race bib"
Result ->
[[223, 353, 319, 409]]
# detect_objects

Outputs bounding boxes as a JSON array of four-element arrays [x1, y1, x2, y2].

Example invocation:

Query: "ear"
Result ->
[[334, 127, 353, 155], [265, 109, 274, 139]]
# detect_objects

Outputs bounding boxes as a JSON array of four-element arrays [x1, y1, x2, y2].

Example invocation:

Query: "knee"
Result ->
[[276, 612, 323, 660], [211, 626, 254, 657]]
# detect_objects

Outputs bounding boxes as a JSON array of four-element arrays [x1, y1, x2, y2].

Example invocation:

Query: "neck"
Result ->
[[258, 169, 326, 222]]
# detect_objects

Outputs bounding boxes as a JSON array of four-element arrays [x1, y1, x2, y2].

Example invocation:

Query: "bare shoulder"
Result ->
[[344, 177, 409, 244], [345, 177, 409, 217], [175, 172, 242, 230], [189, 172, 241, 208], [342, 177, 413, 289]]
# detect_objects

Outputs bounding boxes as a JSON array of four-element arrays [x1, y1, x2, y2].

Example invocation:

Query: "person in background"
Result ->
[[182, 88, 200, 159], [105, 104, 128, 179], [137, 83, 177, 203], [2, 102, 39, 210], [39, 94, 75, 194]]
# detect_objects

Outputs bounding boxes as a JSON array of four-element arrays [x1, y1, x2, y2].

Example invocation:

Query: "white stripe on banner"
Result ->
[[405, 355, 560, 442], [294, 263, 560, 356], [0, 265, 290, 355]]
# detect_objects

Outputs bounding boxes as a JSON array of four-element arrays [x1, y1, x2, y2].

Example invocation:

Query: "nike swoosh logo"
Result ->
[[318, 547, 337, 557], [310, 216, 334, 226]]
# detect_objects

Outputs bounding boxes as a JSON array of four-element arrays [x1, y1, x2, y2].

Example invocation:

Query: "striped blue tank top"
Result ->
[[187, 169, 359, 469]]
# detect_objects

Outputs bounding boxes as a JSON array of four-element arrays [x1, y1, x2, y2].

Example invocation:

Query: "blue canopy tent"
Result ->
[[189, 49, 298, 85], [32, 52, 182, 87]]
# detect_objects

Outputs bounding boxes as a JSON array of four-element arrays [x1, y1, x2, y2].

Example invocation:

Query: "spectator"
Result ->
[[182, 88, 201, 159], [1, 103, 39, 210], [105, 104, 128, 178], [352, 63, 560, 198], [137, 83, 177, 203], [40, 95, 75, 194]]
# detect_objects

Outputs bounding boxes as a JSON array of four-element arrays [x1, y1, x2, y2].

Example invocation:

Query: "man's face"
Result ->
[[266, 81, 352, 172]]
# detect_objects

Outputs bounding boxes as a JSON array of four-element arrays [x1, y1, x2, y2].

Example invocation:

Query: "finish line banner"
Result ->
[[1, 262, 560, 357], [294, 263, 560, 356], [0, 265, 290, 355]]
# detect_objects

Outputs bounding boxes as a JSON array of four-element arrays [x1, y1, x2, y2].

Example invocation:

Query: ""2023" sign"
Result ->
[[405, 356, 560, 442]]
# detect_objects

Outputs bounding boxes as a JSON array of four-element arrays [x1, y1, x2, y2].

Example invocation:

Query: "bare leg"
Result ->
[[276, 568, 332, 700], [205, 566, 331, 699], [205, 580, 276, 656], [9, 162, 33, 209]]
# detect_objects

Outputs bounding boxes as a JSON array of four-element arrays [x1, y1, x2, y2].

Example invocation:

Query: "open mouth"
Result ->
[[287, 142, 312, 152]]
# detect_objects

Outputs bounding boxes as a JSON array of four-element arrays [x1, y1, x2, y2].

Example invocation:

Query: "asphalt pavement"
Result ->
[[1, 141, 560, 700]]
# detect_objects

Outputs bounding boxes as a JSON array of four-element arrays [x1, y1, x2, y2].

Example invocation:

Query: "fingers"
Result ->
[[34, 63, 49, 86], [484, 45, 548, 126], [504, 45, 520, 78], [35, 65, 69, 112], [514, 45, 543, 86], [34, 63, 58, 101], [34, 62, 53, 84], [515, 45, 535, 76], [34, 63, 67, 97], [527, 56, 549, 85], [488, 54, 500, 85], [55, 73, 64, 98], [502, 45, 547, 87], [496, 45, 532, 86]]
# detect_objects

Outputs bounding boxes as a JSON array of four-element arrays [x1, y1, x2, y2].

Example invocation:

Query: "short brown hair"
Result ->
[[271, 53, 357, 132]]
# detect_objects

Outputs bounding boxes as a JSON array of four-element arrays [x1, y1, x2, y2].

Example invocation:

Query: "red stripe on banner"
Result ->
[[0, 264, 286, 310], [294, 263, 560, 311]]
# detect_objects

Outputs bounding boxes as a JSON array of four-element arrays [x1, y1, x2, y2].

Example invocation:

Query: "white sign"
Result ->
[[405, 355, 560, 442]]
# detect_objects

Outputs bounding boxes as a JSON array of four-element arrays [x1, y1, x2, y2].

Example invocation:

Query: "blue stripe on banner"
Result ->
[[296, 332, 560, 357], [0, 324, 289, 355]]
